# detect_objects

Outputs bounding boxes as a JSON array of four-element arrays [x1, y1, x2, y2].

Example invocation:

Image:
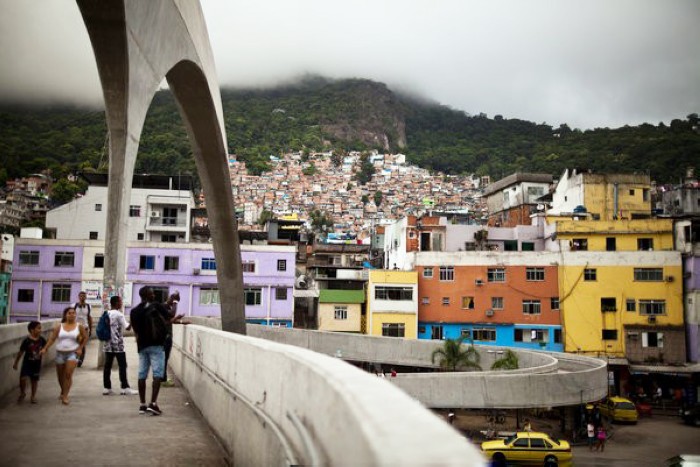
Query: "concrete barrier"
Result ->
[[0, 321, 58, 399], [170, 324, 484, 466]]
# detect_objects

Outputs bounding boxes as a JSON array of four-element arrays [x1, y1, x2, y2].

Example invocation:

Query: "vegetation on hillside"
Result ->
[[1, 76, 698, 199]]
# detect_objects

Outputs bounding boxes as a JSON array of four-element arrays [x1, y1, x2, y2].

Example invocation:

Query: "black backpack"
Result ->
[[144, 303, 168, 344]]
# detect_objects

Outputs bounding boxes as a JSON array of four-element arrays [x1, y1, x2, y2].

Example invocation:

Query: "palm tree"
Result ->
[[491, 349, 519, 370], [431, 337, 482, 372]]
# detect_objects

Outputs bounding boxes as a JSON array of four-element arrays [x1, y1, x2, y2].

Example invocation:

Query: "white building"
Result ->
[[46, 174, 196, 243]]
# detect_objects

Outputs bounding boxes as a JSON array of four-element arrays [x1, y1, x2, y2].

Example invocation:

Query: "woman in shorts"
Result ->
[[42, 307, 88, 405]]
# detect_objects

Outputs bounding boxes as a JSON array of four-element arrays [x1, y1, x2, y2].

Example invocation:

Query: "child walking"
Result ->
[[12, 321, 47, 403]]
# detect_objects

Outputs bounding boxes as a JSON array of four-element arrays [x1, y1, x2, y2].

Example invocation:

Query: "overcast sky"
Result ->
[[1, 0, 698, 130]]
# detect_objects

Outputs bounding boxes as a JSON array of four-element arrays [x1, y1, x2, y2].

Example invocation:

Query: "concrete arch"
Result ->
[[77, 0, 244, 332]]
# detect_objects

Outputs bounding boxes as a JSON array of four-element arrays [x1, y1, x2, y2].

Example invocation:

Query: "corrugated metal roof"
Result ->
[[318, 289, 365, 304]]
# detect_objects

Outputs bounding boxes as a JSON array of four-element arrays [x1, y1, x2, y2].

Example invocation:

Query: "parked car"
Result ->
[[598, 396, 638, 423], [481, 431, 572, 466], [680, 404, 700, 427]]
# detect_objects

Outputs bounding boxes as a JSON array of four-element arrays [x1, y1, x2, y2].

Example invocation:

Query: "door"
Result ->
[[431, 325, 443, 340]]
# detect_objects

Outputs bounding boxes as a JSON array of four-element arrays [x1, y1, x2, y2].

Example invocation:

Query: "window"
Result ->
[[201, 258, 217, 270], [584, 268, 597, 281], [637, 238, 654, 251], [94, 254, 104, 268], [275, 288, 287, 300], [161, 234, 177, 243], [554, 329, 562, 344], [521, 242, 535, 251], [514, 329, 546, 342], [530, 439, 546, 449], [551, 297, 559, 311], [129, 205, 141, 217], [54, 251, 75, 267], [375, 286, 413, 301], [244, 288, 262, 306], [634, 268, 663, 281], [19, 250, 39, 266], [487, 268, 505, 282], [572, 238, 588, 251], [382, 323, 405, 338], [526, 267, 544, 281], [164, 256, 179, 271], [461, 296, 474, 309], [642, 332, 664, 348], [639, 300, 666, 315], [431, 326, 443, 340], [423, 267, 434, 279], [334, 306, 348, 320], [601, 298, 617, 312], [441, 297, 450, 306], [51, 284, 71, 303], [199, 288, 220, 305], [242, 261, 256, 273], [460, 329, 471, 339], [473, 328, 496, 341], [137, 233, 144, 241], [602, 329, 618, 340], [492, 297, 504, 310], [162, 207, 178, 226], [629, 189, 635, 196], [277, 259, 287, 272], [95, 203, 102, 211], [504, 240, 518, 251], [522, 300, 541, 315], [89, 231, 98, 240], [421, 297, 430, 305], [139, 255, 155, 270], [439, 266, 454, 281], [606, 237, 616, 251], [513, 438, 529, 448], [18, 289, 34, 302]]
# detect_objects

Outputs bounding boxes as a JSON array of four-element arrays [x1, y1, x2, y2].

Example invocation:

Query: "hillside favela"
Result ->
[[1, 2, 700, 467]]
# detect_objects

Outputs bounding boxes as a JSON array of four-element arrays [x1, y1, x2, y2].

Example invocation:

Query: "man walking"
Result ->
[[130, 286, 172, 415], [73, 291, 92, 367]]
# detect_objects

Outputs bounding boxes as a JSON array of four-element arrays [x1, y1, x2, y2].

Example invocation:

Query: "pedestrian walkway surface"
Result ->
[[0, 337, 228, 466]]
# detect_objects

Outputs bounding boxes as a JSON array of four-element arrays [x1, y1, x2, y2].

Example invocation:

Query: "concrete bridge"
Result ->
[[0, 321, 607, 466]]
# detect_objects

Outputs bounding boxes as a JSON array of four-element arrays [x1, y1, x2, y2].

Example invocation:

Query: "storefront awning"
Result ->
[[629, 362, 700, 375]]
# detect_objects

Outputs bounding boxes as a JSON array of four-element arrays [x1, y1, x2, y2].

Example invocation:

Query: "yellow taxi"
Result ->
[[598, 396, 639, 423], [481, 431, 572, 466]]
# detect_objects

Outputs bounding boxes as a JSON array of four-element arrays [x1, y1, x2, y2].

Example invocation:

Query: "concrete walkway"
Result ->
[[0, 337, 228, 466]]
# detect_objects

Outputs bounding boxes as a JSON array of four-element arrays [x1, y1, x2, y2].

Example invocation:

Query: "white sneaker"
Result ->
[[120, 388, 138, 396], [102, 388, 113, 395]]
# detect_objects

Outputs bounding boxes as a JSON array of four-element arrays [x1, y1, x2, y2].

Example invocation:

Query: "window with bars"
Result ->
[[19, 250, 39, 266], [244, 288, 262, 306], [487, 268, 505, 282], [584, 268, 597, 281], [634, 268, 663, 281], [51, 284, 71, 303], [439, 266, 454, 281], [382, 323, 405, 338], [526, 267, 544, 281], [277, 259, 287, 271], [522, 300, 541, 315], [334, 306, 348, 320], [375, 286, 413, 301], [639, 300, 666, 315], [54, 251, 75, 267], [199, 288, 220, 305]]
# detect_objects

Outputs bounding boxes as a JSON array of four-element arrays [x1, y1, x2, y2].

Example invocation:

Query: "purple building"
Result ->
[[10, 238, 295, 327]]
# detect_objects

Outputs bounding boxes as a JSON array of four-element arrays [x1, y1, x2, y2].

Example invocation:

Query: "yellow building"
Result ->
[[547, 218, 675, 252], [366, 270, 418, 339], [317, 289, 364, 332], [549, 170, 652, 221], [559, 251, 685, 364]]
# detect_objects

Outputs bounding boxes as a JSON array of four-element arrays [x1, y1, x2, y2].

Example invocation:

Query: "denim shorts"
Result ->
[[138, 345, 165, 380], [56, 351, 79, 365]]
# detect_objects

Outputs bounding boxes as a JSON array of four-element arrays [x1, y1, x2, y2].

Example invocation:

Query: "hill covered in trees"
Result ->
[[1, 76, 698, 191]]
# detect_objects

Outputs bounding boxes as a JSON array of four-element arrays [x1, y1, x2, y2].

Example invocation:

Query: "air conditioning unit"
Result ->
[[664, 275, 674, 283], [475, 279, 484, 286], [150, 211, 160, 218], [648, 316, 657, 324], [192, 267, 200, 275], [485, 309, 494, 317]]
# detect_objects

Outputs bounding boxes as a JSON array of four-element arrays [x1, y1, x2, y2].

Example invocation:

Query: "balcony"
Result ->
[[147, 216, 187, 232]]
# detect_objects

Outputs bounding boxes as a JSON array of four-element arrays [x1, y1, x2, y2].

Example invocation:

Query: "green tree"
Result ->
[[309, 209, 333, 233], [361, 195, 369, 204], [431, 337, 481, 372], [355, 153, 375, 185], [490, 349, 519, 370], [373, 190, 383, 206], [50, 179, 84, 206], [258, 209, 274, 226]]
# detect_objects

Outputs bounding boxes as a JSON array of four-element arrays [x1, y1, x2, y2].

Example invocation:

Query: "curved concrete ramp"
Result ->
[[191, 319, 608, 409], [76, 0, 245, 333]]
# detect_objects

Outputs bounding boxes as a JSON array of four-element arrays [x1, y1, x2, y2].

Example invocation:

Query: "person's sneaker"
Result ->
[[120, 388, 138, 396], [162, 379, 175, 387], [102, 388, 113, 396], [139, 405, 148, 415], [147, 402, 162, 416]]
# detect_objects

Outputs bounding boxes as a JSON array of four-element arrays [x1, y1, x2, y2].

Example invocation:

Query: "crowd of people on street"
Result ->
[[12, 287, 186, 415]]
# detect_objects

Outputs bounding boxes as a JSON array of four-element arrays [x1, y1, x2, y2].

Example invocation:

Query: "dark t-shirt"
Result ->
[[130, 302, 170, 352], [20, 336, 46, 375]]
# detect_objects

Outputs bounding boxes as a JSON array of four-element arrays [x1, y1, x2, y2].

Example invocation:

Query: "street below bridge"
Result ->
[[0, 337, 227, 466]]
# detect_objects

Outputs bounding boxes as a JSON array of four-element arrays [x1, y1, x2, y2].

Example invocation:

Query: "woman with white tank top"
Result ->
[[41, 306, 88, 405]]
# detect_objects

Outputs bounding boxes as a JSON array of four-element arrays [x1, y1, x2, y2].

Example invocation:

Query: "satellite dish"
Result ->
[[536, 204, 545, 211]]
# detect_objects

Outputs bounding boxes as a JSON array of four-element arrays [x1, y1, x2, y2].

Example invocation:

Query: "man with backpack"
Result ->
[[73, 291, 92, 367], [129, 286, 175, 416]]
